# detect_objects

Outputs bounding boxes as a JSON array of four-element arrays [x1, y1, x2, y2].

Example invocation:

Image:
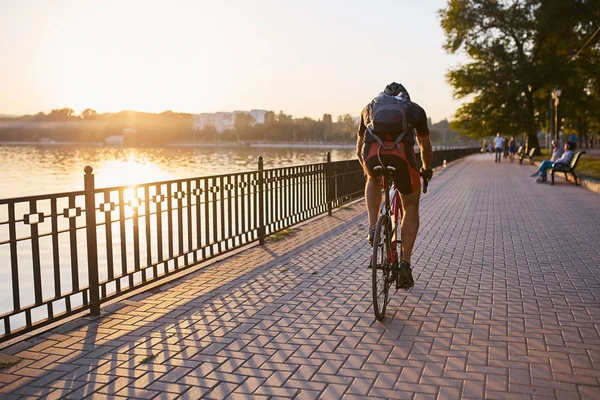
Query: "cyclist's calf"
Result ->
[[400, 190, 420, 264], [365, 175, 383, 230]]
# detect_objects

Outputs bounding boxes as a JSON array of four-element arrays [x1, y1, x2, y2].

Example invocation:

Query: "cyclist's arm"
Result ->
[[356, 135, 365, 166], [411, 104, 433, 171], [356, 112, 367, 167], [416, 134, 433, 171]]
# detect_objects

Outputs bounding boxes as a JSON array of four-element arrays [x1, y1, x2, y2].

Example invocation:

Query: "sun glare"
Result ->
[[95, 157, 171, 190]]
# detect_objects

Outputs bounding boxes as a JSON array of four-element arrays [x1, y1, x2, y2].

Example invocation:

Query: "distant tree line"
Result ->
[[0, 109, 193, 146], [0, 108, 466, 146]]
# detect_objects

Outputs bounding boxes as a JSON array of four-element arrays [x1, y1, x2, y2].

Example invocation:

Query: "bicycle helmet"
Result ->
[[384, 82, 411, 101]]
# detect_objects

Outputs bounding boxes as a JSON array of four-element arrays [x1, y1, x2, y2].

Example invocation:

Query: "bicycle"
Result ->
[[371, 165, 429, 321]]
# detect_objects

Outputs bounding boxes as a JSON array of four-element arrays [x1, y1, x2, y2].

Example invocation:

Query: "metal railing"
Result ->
[[0, 154, 365, 342]]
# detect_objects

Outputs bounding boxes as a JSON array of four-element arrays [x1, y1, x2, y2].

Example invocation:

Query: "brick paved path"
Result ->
[[1, 154, 599, 399]]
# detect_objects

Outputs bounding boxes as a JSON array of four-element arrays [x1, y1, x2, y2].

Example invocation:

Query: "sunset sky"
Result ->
[[0, 0, 463, 122]]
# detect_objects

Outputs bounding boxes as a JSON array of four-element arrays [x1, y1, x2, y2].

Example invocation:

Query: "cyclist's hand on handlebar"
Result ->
[[420, 168, 432, 194], [419, 168, 433, 181]]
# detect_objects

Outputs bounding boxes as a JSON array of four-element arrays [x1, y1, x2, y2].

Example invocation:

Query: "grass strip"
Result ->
[[265, 228, 296, 242]]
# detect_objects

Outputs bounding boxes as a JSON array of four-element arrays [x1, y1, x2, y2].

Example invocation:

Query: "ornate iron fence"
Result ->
[[0, 155, 365, 342]]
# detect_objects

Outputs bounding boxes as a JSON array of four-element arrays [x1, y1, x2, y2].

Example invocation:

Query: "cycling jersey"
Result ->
[[358, 98, 430, 195]]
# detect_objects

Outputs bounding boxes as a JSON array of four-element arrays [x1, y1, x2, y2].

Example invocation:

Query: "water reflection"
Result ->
[[0, 145, 356, 198]]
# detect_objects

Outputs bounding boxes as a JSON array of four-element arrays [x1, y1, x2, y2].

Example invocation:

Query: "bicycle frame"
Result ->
[[380, 173, 402, 264], [371, 162, 429, 320]]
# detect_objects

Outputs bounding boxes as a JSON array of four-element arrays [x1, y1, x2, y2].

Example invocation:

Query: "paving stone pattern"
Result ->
[[1, 154, 599, 399]]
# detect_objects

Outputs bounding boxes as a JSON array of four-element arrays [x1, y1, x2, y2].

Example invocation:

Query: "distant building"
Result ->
[[250, 109, 267, 124], [192, 109, 267, 133]]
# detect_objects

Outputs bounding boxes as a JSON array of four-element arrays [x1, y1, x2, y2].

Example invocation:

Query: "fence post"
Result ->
[[257, 156, 265, 245], [84, 166, 100, 316], [326, 152, 332, 216]]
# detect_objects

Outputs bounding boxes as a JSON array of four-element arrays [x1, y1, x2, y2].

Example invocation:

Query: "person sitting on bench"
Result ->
[[531, 140, 563, 178], [532, 142, 574, 183]]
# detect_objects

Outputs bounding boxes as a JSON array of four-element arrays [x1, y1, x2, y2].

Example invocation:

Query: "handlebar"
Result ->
[[420, 169, 431, 194]]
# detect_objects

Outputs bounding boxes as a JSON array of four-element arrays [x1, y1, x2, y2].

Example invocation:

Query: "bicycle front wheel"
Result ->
[[372, 215, 392, 321]]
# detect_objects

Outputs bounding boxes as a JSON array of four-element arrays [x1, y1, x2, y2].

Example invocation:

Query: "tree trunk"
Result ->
[[526, 132, 542, 155], [525, 89, 542, 155], [577, 116, 588, 149]]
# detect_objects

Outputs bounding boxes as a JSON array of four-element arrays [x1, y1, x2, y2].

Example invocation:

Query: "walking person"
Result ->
[[569, 134, 578, 150], [494, 133, 503, 163], [508, 137, 517, 162]]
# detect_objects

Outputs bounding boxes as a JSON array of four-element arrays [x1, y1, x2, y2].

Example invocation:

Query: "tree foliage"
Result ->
[[47, 108, 76, 120], [440, 0, 600, 152], [233, 113, 255, 140], [81, 108, 97, 120]]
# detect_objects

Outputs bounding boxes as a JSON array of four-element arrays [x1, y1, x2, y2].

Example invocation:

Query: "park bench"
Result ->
[[519, 147, 536, 165], [516, 146, 525, 160], [551, 151, 586, 186]]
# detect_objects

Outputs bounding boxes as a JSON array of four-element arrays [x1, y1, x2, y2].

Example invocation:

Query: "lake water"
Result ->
[[0, 145, 356, 199]]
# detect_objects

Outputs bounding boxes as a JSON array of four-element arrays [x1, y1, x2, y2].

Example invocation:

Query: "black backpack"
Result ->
[[365, 93, 414, 149]]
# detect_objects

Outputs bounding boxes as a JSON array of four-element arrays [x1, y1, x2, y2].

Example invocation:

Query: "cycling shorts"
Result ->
[[362, 141, 421, 195]]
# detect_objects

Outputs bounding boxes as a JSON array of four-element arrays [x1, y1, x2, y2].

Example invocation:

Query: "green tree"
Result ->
[[276, 111, 293, 141], [233, 113, 255, 141], [439, 0, 600, 154], [81, 109, 97, 120], [543, 1, 600, 147], [48, 108, 75, 120], [334, 114, 355, 141], [530, 0, 600, 148], [322, 113, 333, 141], [261, 111, 277, 141], [196, 125, 218, 142]]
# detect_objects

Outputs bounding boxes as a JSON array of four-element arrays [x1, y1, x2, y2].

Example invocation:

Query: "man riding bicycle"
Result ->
[[356, 82, 433, 289]]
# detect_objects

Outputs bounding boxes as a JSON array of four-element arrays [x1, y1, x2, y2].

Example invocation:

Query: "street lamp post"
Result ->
[[548, 95, 553, 151], [551, 87, 562, 141]]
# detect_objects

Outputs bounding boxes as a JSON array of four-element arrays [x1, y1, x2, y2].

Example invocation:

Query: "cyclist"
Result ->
[[356, 82, 433, 289]]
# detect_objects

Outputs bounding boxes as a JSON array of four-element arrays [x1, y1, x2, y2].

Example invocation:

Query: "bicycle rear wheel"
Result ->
[[372, 215, 392, 321]]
